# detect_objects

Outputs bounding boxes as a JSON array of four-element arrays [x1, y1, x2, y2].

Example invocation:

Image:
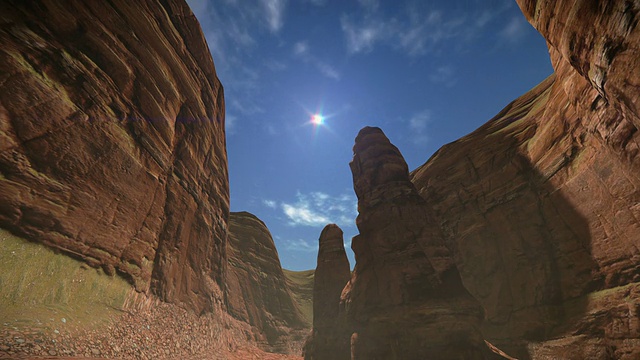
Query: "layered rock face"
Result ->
[[342, 127, 492, 359], [226, 211, 307, 353], [408, 1, 640, 358], [303, 224, 351, 360], [0, 0, 228, 313]]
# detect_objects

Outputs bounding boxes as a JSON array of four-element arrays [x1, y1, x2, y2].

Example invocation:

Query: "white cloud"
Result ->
[[283, 203, 330, 226], [283, 238, 318, 252], [357, 0, 379, 12], [231, 98, 264, 116], [261, 0, 287, 33], [265, 59, 287, 72], [429, 65, 456, 87], [500, 16, 527, 42], [226, 114, 237, 135], [316, 63, 340, 80], [281, 192, 357, 227], [341, 16, 384, 54], [408, 110, 431, 145], [292, 41, 341, 80], [263, 199, 277, 209], [293, 41, 309, 56], [340, 3, 514, 57], [476, 10, 494, 28]]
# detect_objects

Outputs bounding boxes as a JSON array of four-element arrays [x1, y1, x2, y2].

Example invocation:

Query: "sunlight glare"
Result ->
[[311, 114, 324, 125]]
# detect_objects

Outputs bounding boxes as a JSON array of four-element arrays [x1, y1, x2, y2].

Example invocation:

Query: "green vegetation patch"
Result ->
[[0, 229, 133, 332]]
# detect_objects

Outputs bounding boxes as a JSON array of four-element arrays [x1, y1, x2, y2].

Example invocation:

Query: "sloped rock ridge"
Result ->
[[408, 1, 640, 358], [226, 211, 308, 353], [0, 0, 228, 314]]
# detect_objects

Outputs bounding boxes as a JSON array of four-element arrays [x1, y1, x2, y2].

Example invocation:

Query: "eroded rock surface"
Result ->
[[303, 224, 351, 360], [408, 1, 640, 358], [226, 211, 308, 354], [342, 127, 492, 359], [0, 0, 228, 314]]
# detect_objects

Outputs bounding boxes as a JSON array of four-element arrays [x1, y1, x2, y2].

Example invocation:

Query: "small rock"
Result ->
[[61, 318, 66, 324], [54, 329, 60, 334], [91, 348, 101, 355], [0, 345, 9, 351], [34, 345, 41, 351], [16, 338, 25, 344], [48, 349, 57, 356]]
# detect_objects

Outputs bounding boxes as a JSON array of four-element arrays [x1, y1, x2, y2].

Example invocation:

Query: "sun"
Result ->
[[311, 114, 324, 125]]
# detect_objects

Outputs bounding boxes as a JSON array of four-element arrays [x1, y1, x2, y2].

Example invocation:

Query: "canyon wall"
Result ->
[[226, 211, 308, 353], [0, 0, 228, 314], [409, 1, 640, 358], [308, 1, 640, 359]]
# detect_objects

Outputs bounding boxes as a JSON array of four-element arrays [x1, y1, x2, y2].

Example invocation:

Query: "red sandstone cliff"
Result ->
[[226, 211, 308, 354], [303, 224, 351, 360], [306, 1, 640, 359], [342, 127, 493, 359], [0, 0, 227, 314], [408, 1, 640, 358], [0, 2, 311, 358]]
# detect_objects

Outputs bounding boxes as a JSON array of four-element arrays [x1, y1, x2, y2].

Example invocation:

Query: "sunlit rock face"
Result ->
[[226, 211, 308, 354], [342, 127, 492, 360], [0, 0, 228, 314], [409, 1, 640, 358], [303, 224, 351, 360]]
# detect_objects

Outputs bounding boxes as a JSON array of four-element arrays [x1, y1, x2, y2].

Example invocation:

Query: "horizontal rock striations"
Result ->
[[408, 1, 640, 358], [303, 224, 351, 360], [226, 211, 308, 354], [0, 0, 228, 314], [343, 127, 492, 359]]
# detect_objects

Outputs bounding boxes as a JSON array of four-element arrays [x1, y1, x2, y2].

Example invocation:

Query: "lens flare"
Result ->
[[311, 114, 324, 125]]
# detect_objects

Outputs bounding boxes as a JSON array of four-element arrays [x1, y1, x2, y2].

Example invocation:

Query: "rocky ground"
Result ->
[[0, 293, 302, 360]]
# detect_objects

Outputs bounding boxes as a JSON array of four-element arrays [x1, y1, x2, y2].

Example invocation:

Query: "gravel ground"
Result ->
[[0, 294, 304, 360]]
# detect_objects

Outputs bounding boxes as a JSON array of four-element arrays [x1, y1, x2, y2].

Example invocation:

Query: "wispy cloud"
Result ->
[[292, 41, 341, 80], [263, 199, 277, 209], [340, 16, 385, 54], [293, 41, 309, 56], [357, 0, 379, 12], [283, 203, 330, 226], [283, 238, 318, 252], [226, 114, 238, 135], [302, 0, 326, 5], [340, 3, 513, 57], [408, 110, 431, 145], [185, 0, 292, 136], [261, 0, 287, 33], [429, 65, 456, 87], [281, 192, 357, 227], [500, 16, 528, 42]]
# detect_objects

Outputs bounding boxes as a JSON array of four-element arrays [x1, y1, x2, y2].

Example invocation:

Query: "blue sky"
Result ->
[[185, 0, 553, 270]]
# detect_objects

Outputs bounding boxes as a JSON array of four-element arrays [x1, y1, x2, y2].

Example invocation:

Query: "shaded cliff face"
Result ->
[[342, 127, 492, 360], [303, 224, 351, 360], [226, 211, 307, 354], [0, 0, 228, 314], [409, 1, 640, 358]]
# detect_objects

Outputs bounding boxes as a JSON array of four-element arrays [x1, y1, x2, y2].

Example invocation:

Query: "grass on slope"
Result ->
[[0, 229, 133, 332], [283, 269, 314, 326]]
